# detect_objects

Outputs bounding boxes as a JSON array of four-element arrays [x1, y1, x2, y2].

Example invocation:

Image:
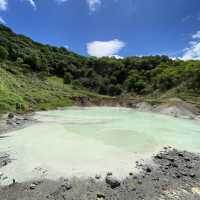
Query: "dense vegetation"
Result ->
[[0, 24, 200, 112]]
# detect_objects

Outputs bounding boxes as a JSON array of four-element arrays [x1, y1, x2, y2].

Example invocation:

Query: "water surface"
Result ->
[[0, 107, 200, 184]]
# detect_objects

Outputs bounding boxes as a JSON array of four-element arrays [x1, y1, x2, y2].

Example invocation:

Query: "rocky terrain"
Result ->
[[0, 148, 200, 200], [0, 112, 35, 134], [72, 97, 200, 120]]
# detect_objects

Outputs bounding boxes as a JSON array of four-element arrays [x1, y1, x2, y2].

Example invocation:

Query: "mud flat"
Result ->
[[0, 148, 200, 200]]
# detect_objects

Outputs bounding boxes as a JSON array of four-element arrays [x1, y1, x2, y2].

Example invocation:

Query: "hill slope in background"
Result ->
[[0, 24, 200, 113]]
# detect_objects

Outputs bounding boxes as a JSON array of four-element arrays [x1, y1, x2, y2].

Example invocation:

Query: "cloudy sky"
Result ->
[[0, 0, 200, 59]]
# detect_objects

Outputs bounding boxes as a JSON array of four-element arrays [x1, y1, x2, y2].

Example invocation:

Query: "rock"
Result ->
[[106, 172, 112, 176], [126, 181, 136, 191], [2, 160, 7, 166], [166, 157, 175, 162], [145, 167, 152, 173], [155, 154, 163, 160], [15, 121, 21, 125], [105, 176, 120, 189], [190, 173, 196, 178], [6, 120, 14, 125], [61, 180, 72, 191], [8, 113, 14, 119], [95, 174, 101, 179], [178, 153, 184, 157], [184, 157, 190, 162], [186, 165, 192, 169], [30, 183, 37, 190], [180, 171, 188, 176], [97, 193, 105, 199]]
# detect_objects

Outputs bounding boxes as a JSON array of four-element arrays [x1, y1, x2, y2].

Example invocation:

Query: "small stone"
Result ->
[[190, 173, 196, 178], [30, 183, 37, 190], [145, 167, 152, 173], [95, 174, 101, 179], [2, 160, 7, 166], [186, 165, 192, 169], [129, 172, 133, 176], [6, 120, 14, 125], [166, 157, 175, 162], [61, 181, 72, 191], [180, 171, 188, 176], [171, 163, 178, 168], [106, 172, 112, 176], [105, 176, 120, 189], [152, 177, 159, 181], [97, 193, 105, 199], [8, 113, 14, 119], [178, 153, 184, 157], [184, 157, 190, 162], [155, 155, 162, 159], [12, 179, 16, 184], [126, 181, 136, 191]]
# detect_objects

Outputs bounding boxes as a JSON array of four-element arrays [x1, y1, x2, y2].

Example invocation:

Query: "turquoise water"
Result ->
[[36, 107, 200, 153], [0, 107, 200, 184]]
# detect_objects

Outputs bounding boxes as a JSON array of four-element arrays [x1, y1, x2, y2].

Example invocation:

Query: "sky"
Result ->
[[0, 0, 200, 59]]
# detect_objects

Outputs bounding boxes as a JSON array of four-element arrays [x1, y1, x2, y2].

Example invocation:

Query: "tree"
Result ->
[[109, 84, 122, 96], [0, 46, 8, 60], [64, 72, 72, 84]]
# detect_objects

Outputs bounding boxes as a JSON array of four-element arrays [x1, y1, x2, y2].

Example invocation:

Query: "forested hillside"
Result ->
[[0, 24, 200, 112]]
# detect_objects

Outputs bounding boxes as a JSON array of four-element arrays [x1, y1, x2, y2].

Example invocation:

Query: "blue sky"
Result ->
[[0, 0, 200, 59]]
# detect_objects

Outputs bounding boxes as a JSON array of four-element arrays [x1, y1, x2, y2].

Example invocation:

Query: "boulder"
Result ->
[[95, 174, 101, 179], [97, 193, 105, 199], [30, 183, 37, 190], [105, 176, 120, 189], [8, 113, 14, 119]]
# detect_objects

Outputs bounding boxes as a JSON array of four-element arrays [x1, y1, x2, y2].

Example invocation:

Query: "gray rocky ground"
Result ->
[[0, 112, 35, 134], [0, 148, 200, 200]]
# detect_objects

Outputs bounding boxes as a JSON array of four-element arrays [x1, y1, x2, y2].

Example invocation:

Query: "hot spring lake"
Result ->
[[1, 107, 200, 184]]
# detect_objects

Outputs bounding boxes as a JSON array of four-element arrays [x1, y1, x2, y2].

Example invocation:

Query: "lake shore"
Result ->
[[0, 102, 200, 199], [1, 97, 200, 135], [0, 112, 36, 135], [0, 148, 200, 200]]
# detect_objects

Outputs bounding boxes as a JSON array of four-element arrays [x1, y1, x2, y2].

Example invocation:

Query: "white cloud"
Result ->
[[0, 16, 6, 24], [109, 55, 124, 59], [87, 39, 125, 57], [181, 30, 200, 60], [55, 0, 68, 3], [22, 0, 37, 10], [86, 0, 101, 12], [0, 0, 7, 11], [182, 42, 200, 60], [192, 31, 200, 39], [64, 45, 69, 49]]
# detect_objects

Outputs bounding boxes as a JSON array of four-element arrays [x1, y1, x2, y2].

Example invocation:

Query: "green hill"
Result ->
[[0, 24, 200, 113]]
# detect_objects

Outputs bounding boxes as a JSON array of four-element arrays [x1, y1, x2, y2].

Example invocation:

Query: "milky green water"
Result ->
[[0, 107, 200, 184]]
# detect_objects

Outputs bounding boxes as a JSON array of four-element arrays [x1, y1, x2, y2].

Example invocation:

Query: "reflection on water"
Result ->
[[0, 107, 200, 184]]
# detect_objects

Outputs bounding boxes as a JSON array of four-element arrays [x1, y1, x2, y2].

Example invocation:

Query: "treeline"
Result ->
[[0, 24, 200, 97]]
